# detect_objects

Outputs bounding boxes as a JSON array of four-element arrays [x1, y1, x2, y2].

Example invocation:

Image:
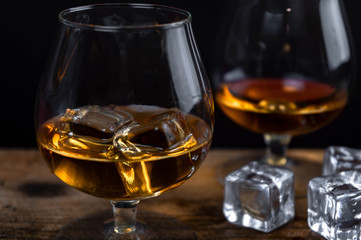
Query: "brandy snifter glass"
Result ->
[[35, 4, 214, 239], [213, 0, 354, 193]]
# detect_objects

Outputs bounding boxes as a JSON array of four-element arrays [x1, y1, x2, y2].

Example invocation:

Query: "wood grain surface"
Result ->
[[0, 148, 326, 239]]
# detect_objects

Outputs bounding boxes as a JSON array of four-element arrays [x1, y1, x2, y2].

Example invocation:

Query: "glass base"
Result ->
[[217, 150, 322, 198], [54, 210, 197, 240]]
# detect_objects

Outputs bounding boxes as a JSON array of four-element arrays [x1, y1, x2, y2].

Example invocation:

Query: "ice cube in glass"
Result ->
[[323, 146, 361, 176], [223, 161, 294, 233], [113, 107, 197, 160], [308, 170, 361, 240], [59, 105, 133, 143]]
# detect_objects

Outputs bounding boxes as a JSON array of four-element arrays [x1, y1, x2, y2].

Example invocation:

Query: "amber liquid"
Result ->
[[216, 78, 347, 135], [37, 105, 212, 200]]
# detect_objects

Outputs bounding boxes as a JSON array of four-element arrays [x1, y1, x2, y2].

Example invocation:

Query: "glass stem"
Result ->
[[111, 200, 140, 234], [263, 134, 291, 166]]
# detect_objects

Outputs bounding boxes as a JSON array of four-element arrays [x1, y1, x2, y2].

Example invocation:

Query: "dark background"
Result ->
[[2, 0, 361, 150]]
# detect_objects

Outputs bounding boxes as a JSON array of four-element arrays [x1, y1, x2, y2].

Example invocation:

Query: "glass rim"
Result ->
[[58, 3, 192, 31]]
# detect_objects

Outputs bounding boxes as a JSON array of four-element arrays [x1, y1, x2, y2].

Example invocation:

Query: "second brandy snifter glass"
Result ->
[[213, 0, 354, 193], [35, 3, 214, 239]]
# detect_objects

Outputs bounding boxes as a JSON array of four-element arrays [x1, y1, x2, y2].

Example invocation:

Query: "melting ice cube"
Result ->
[[223, 161, 294, 233], [238, 173, 281, 221], [323, 146, 361, 175], [308, 170, 361, 239], [113, 107, 197, 159], [60, 105, 133, 143]]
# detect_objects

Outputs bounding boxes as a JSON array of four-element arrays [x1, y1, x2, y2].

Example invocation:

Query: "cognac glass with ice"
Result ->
[[35, 4, 213, 239]]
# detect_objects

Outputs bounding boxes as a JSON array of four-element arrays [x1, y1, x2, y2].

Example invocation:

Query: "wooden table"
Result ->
[[0, 148, 326, 239]]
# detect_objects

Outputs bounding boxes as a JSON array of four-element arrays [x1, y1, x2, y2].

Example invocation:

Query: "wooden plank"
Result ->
[[0, 148, 325, 239]]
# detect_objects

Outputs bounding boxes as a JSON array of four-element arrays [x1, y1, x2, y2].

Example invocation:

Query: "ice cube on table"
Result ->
[[60, 105, 133, 143], [223, 161, 294, 233], [308, 170, 361, 240], [323, 146, 361, 176], [113, 108, 197, 159]]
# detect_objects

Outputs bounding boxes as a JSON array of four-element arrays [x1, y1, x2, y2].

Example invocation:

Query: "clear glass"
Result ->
[[35, 3, 214, 239], [212, 0, 354, 194]]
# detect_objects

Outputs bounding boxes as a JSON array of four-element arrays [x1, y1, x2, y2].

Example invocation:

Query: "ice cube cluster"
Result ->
[[306, 146, 361, 239], [59, 105, 196, 159]]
